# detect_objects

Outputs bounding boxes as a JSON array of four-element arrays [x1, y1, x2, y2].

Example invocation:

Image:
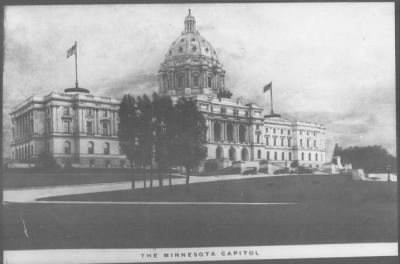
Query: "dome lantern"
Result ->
[[184, 9, 196, 33]]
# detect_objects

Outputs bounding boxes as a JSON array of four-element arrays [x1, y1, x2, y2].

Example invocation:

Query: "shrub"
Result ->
[[204, 159, 218, 172], [35, 152, 59, 169]]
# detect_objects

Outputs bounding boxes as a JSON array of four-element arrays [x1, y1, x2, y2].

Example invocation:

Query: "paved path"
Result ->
[[3, 173, 277, 203]]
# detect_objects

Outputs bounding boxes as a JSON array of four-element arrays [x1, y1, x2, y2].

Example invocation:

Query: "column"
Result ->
[[187, 67, 191, 88], [210, 121, 214, 141]]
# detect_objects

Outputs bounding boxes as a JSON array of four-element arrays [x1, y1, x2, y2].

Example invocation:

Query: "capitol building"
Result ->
[[9, 10, 326, 170]]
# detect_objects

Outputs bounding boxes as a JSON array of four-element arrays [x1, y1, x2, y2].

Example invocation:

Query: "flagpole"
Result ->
[[75, 41, 79, 88], [270, 85, 274, 115]]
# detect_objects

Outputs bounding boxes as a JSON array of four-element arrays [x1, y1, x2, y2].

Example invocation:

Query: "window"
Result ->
[[104, 142, 110, 155], [257, 150, 262, 159], [281, 137, 284, 147], [87, 121, 93, 134], [266, 136, 269, 146], [288, 130, 291, 135], [88, 142, 94, 154], [273, 137, 276, 146], [193, 75, 199, 87], [300, 139, 303, 147], [281, 152, 285, 160], [63, 107, 70, 115], [267, 151, 270, 160], [288, 138, 291, 147], [64, 141, 71, 154], [63, 120, 71, 133], [103, 122, 109, 135], [314, 131, 316, 136], [87, 108, 93, 116], [274, 152, 277, 160], [273, 128, 276, 134], [314, 140, 317, 147], [289, 152, 292, 161], [307, 131, 309, 136], [227, 123, 233, 141], [315, 153, 318, 161], [265, 128, 268, 133], [309, 153, 312, 161], [256, 134, 260, 144], [281, 129, 284, 134], [178, 76, 184, 89], [208, 76, 212, 88], [103, 110, 108, 117], [307, 139, 310, 148], [301, 152, 304, 160], [47, 119, 51, 133], [214, 122, 221, 141], [239, 125, 246, 143]]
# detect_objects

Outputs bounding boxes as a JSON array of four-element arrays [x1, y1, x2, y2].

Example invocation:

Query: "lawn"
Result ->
[[3, 174, 397, 250]]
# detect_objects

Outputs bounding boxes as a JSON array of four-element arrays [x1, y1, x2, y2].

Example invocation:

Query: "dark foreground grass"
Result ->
[[4, 174, 397, 250], [4, 169, 180, 189]]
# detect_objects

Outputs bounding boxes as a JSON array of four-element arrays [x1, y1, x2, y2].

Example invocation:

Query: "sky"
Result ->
[[3, 3, 396, 158]]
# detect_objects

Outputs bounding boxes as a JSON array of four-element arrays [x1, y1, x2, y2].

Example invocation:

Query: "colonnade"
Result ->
[[208, 120, 250, 143], [14, 144, 34, 161]]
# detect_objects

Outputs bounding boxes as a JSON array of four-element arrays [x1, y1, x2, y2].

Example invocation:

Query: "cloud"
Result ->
[[2, 3, 396, 158]]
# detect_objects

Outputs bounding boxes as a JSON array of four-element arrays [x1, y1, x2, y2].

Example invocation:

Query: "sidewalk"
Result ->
[[3, 173, 277, 203]]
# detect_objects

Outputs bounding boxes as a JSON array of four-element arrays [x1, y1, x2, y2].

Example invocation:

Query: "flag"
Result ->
[[66, 42, 77, 58], [263, 82, 272, 93]]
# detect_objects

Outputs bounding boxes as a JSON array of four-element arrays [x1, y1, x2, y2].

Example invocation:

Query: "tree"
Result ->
[[172, 97, 207, 189], [136, 94, 154, 190], [333, 144, 397, 173], [153, 93, 175, 188], [118, 95, 140, 189]]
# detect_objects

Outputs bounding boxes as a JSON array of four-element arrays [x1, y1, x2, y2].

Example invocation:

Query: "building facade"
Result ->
[[10, 88, 128, 168], [10, 10, 326, 170], [158, 10, 326, 169]]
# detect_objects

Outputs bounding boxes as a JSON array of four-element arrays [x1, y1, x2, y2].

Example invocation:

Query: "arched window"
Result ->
[[216, 146, 223, 160], [214, 122, 221, 141], [208, 76, 212, 88], [104, 142, 110, 155], [281, 152, 285, 160], [301, 152, 304, 160], [88, 141, 94, 154], [267, 151, 270, 160], [239, 125, 246, 143], [241, 148, 249, 161], [308, 153, 312, 161], [64, 141, 71, 154], [227, 123, 234, 141], [229, 147, 236, 161], [315, 153, 318, 161], [257, 150, 262, 159]]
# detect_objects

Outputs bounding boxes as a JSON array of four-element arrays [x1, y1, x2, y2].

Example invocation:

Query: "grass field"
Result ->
[[3, 174, 397, 250]]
